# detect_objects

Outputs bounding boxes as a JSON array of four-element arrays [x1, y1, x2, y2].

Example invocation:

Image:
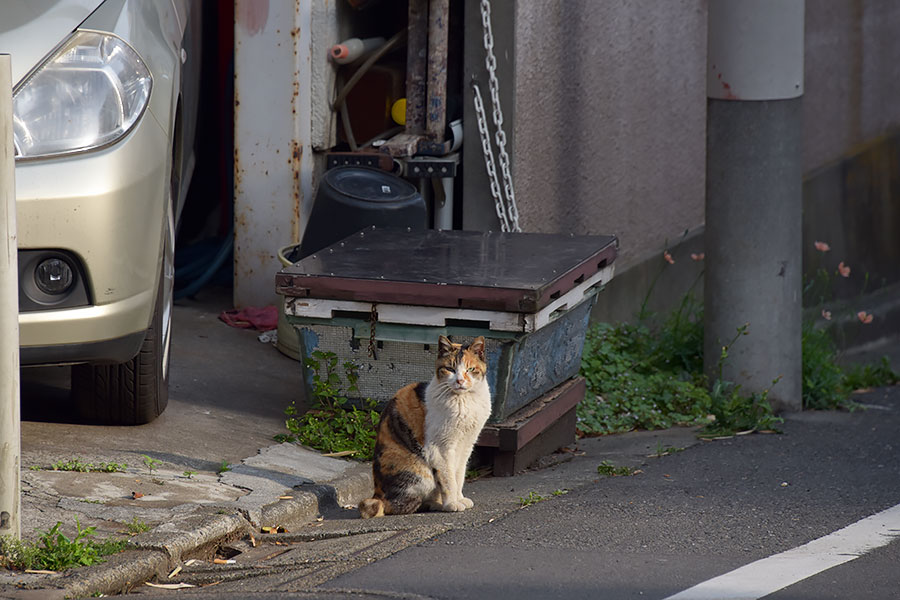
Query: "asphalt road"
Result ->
[[128, 386, 899, 600], [323, 386, 900, 600]]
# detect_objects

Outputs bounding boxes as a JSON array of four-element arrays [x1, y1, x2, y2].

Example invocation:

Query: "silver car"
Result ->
[[3, 1, 201, 424]]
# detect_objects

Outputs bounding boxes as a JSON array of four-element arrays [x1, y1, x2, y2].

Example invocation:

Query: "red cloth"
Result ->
[[218, 305, 279, 330]]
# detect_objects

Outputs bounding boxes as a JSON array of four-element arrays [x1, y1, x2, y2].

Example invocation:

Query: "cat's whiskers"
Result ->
[[432, 383, 454, 402]]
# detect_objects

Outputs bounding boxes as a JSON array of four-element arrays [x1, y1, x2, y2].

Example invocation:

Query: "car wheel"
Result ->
[[71, 202, 174, 425]]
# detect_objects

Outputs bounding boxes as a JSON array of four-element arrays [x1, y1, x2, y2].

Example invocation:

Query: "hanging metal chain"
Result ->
[[367, 303, 378, 360], [474, 0, 521, 233], [473, 84, 511, 232]]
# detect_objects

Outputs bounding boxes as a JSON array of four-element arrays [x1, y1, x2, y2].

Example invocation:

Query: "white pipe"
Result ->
[[329, 37, 385, 64], [434, 176, 453, 230], [0, 53, 21, 540]]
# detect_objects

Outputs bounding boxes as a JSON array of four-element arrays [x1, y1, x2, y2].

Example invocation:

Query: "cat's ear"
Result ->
[[438, 335, 454, 357], [469, 336, 486, 361]]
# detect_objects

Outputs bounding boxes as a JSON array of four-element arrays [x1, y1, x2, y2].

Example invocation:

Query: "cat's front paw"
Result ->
[[460, 497, 474, 509], [423, 499, 444, 512], [442, 499, 467, 512]]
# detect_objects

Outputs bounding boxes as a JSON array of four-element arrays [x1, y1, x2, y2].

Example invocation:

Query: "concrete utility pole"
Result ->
[[704, 0, 804, 412], [0, 53, 21, 539]]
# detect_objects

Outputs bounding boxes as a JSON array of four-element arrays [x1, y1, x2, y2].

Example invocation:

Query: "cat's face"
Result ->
[[435, 335, 487, 394]]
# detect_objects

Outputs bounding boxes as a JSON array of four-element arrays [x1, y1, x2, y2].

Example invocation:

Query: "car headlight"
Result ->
[[13, 31, 152, 160]]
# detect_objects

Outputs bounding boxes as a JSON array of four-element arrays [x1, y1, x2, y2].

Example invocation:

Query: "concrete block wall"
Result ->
[[803, 0, 900, 171], [473, 0, 900, 331], [512, 0, 707, 272]]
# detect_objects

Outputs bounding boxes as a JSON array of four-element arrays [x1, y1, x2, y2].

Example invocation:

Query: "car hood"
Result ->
[[0, 0, 104, 86]]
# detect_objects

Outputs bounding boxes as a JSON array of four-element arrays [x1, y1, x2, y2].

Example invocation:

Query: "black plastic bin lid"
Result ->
[[296, 167, 427, 261]]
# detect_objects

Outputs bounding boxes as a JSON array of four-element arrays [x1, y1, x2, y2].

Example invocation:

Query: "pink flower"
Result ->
[[814, 241, 830, 252], [663, 251, 675, 265], [837, 262, 850, 278], [821, 309, 832, 321], [857, 311, 873, 324], [691, 253, 705, 261]]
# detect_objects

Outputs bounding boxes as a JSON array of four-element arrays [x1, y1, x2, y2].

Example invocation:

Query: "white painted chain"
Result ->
[[474, 0, 521, 232]]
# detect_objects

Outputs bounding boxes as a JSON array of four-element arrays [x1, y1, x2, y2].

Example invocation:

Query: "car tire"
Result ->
[[71, 206, 174, 426]]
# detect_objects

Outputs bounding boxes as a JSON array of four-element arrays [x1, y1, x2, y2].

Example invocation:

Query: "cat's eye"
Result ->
[[467, 366, 476, 373]]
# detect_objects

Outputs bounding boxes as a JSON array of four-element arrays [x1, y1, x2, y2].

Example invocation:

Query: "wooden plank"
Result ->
[[282, 265, 613, 333], [531, 265, 615, 331], [284, 297, 526, 332], [476, 378, 586, 451], [276, 275, 536, 313], [489, 409, 578, 477]]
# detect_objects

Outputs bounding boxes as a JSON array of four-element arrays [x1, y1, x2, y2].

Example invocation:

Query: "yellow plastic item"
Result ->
[[391, 98, 407, 125]]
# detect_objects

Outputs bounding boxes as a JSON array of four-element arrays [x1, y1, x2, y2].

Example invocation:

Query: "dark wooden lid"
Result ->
[[276, 228, 617, 313]]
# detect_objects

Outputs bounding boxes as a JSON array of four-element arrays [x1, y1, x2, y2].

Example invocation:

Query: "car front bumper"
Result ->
[[17, 110, 169, 365]]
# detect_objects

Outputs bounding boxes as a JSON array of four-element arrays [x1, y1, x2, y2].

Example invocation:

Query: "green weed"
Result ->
[[701, 379, 782, 437], [216, 461, 231, 474], [597, 461, 638, 477], [842, 356, 899, 390], [579, 284, 882, 437], [577, 301, 712, 435], [518, 491, 546, 506], [140, 455, 162, 477], [802, 322, 849, 410], [276, 351, 380, 460], [278, 401, 379, 461], [802, 323, 898, 410], [652, 442, 685, 458], [46, 459, 127, 473], [0, 519, 128, 571], [801, 240, 897, 406], [124, 518, 150, 535]]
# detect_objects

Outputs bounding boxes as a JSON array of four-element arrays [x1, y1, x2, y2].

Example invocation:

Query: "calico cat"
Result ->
[[358, 335, 491, 518]]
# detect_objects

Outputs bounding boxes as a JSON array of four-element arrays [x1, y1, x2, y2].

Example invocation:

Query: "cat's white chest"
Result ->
[[425, 380, 491, 445]]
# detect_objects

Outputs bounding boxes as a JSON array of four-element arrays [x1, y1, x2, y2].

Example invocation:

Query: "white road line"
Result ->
[[664, 502, 900, 600]]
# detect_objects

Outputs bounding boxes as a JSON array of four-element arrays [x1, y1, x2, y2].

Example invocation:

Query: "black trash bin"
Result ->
[[277, 166, 427, 359], [290, 166, 426, 262]]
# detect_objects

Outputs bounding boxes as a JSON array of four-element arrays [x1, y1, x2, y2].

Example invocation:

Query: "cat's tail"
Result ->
[[358, 497, 385, 519]]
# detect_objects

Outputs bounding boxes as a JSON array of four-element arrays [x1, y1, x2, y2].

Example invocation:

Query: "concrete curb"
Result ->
[[61, 549, 169, 599], [259, 462, 373, 527], [54, 462, 374, 597]]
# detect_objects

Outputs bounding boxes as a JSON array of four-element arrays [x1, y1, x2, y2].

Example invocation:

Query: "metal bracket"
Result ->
[[326, 152, 394, 172], [401, 154, 459, 179]]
